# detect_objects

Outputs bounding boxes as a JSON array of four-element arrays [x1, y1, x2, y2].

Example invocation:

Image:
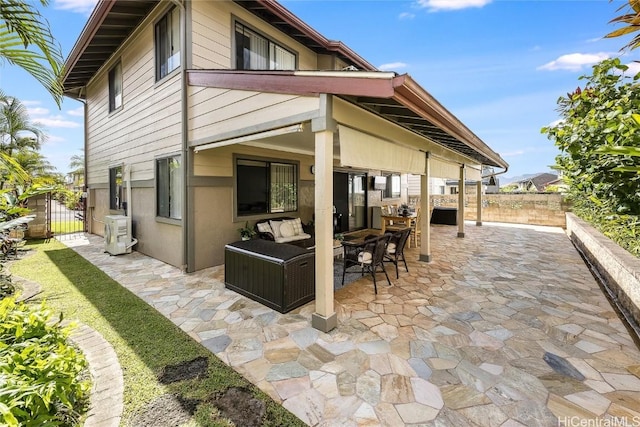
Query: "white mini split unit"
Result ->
[[104, 215, 136, 255]]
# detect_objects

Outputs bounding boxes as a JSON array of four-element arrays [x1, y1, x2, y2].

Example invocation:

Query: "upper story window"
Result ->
[[235, 22, 295, 70], [108, 62, 122, 112], [155, 7, 180, 81]]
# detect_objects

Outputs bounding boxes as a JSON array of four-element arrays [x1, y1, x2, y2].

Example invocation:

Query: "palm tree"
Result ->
[[0, 95, 46, 157], [13, 149, 57, 179], [68, 153, 84, 174], [607, 0, 640, 51], [0, 0, 64, 106]]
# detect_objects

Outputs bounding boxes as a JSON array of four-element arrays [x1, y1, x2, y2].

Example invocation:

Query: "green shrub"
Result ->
[[0, 298, 91, 426]]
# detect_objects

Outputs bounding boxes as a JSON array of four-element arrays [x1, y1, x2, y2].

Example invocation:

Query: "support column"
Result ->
[[419, 152, 431, 262], [311, 95, 337, 333], [458, 165, 465, 238], [476, 180, 483, 226]]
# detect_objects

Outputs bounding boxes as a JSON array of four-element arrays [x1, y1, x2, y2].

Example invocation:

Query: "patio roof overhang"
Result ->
[[187, 70, 509, 170]]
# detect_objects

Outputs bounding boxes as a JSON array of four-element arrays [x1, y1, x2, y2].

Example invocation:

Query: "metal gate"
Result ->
[[29, 192, 87, 239]]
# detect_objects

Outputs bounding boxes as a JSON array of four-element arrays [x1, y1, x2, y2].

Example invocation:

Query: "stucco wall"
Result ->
[[430, 193, 569, 228]]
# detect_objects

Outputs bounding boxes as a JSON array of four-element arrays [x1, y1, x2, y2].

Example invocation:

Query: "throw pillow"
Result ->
[[279, 221, 296, 238], [283, 218, 304, 236], [256, 222, 273, 235], [269, 220, 283, 239]]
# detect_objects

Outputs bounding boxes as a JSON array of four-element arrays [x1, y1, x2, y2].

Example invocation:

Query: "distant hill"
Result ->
[[500, 173, 541, 186]]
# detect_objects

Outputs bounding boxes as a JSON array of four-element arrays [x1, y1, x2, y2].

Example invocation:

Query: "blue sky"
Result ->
[[3, 0, 638, 179]]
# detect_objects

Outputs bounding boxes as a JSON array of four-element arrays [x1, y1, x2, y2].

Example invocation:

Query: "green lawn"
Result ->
[[11, 240, 303, 426], [50, 220, 84, 234]]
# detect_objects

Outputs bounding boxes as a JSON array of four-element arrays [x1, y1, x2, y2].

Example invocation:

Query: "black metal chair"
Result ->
[[383, 227, 411, 279], [341, 234, 391, 294]]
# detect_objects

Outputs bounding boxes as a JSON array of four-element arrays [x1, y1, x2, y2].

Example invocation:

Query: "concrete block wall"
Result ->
[[430, 193, 569, 227]]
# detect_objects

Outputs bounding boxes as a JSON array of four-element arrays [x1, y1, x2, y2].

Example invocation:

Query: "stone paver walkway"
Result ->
[[63, 222, 640, 426]]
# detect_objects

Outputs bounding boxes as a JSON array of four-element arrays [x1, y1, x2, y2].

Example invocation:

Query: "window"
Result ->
[[383, 174, 401, 199], [236, 159, 297, 216], [109, 166, 123, 210], [235, 22, 295, 70], [155, 7, 180, 80], [108, 62, 122, 112], [156, 156, 182, 219]]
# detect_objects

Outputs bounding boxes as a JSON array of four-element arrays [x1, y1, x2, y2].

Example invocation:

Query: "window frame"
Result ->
[[234, 155, 299, 219], [155, 6, 181, 82], [108, 61, 122, 113], [155, 154, 182, 221], [382, 173, 401, 199], [109, 165, 123, 212], [233, 20, 297, 71]]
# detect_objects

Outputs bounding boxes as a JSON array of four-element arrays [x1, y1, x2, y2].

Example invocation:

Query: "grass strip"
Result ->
[[10, 239, 304, 426]]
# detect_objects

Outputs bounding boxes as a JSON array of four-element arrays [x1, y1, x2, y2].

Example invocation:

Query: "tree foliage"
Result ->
[[542, 58, 640, 215], [0, 0, 64, 106], [606, 0, 640, 51], [543, 58, 640, 256]]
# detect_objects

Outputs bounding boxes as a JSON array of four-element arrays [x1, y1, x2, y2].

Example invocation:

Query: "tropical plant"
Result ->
[[0, 153, 54, 220], [542, 58, 640, 215], [0, 297, 90, 426], [0, 95, 46, 157], [0, 0, 64, 106], [237, 221, 255, 239], [543, 58, 640, 256], [68, 154, 84, 174], [606, 0, 640, 51]]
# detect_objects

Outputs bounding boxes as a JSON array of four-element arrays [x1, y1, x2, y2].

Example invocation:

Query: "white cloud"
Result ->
[[416, 0, 492, 12], [501, 150, 525, 157], [54, 0, 97, 14], [624, 61, 640, 75], [27, 107, 50, 117], [378, 62, 408, 71], [34, 116, 82, 129], [67, 106, 84, 117], [47, 135, 66, 144], [399, 12, 415, 19], [537, 52, 611, 72]]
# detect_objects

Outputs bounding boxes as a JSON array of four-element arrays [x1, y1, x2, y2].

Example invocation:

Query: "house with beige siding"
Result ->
[[63, 0, 507, 331]]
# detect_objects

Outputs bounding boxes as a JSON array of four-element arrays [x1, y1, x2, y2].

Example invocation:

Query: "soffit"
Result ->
[[63, 1, 158, 98]]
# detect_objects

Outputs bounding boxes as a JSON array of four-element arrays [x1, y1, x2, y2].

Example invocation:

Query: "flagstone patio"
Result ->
[[62, 221, 640, 426]]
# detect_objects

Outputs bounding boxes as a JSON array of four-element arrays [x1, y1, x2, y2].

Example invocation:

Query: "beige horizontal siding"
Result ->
[[86, 12, 182, 186], [189, 89, 319, 143], [191, 1, 317, 71], [194, 144, 314, 178]]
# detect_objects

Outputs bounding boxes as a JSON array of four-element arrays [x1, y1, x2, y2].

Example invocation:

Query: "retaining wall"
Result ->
[[565, 213, 640, 338]]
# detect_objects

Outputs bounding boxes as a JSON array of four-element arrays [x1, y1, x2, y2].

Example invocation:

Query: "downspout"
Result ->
[[170, 0, 189, 272], [81, 96, 90, 234], [124, 165, 138, 250]]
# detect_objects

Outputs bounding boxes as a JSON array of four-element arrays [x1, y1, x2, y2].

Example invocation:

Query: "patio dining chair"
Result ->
[[383, 227, 411, 279], [410, 207, 421, 248], [341, 234, 392, 294]]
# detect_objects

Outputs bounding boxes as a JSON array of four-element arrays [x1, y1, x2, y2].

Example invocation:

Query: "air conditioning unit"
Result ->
[[104, 215, 132, 255]]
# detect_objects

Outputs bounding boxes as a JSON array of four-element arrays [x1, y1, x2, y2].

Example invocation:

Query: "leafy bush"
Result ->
[[0, 298, 91, 426], [0, 264, 14, 299]]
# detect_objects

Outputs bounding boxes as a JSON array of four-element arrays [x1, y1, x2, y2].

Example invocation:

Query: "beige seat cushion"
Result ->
[[358, 251, 372, 264]]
